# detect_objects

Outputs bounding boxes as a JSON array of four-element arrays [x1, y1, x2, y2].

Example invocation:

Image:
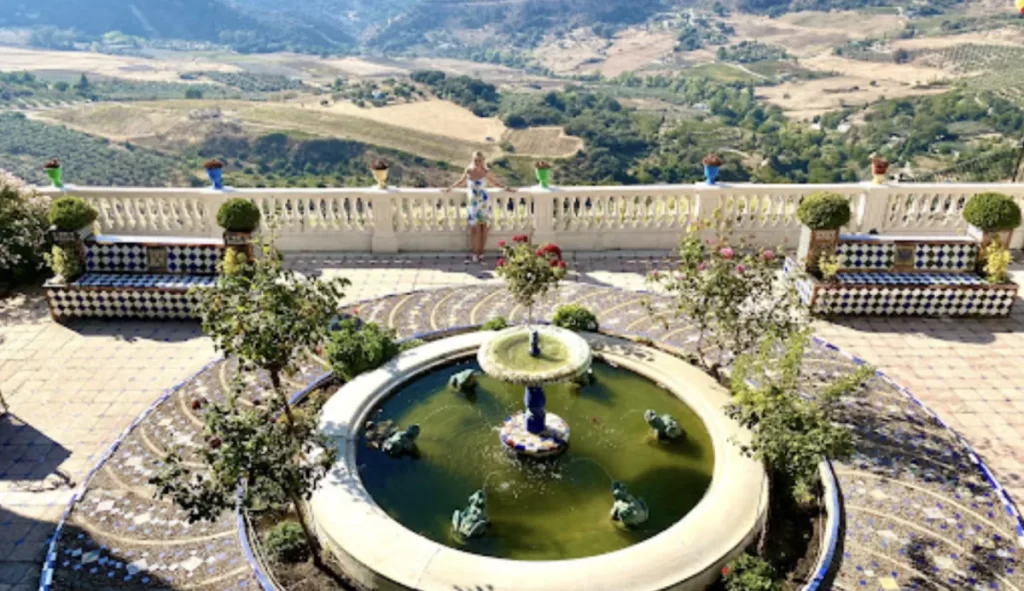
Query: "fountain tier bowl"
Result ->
[[477, 325, 592, 385], [312, 332, 767, 591]]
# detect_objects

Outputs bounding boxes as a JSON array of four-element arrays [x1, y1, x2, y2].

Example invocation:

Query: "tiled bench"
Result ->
[[786, 234, 1018, 317], [45, 235, 225, 321]]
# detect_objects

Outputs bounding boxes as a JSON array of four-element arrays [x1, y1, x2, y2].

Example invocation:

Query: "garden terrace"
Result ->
[[35, 183, 1024, 253]]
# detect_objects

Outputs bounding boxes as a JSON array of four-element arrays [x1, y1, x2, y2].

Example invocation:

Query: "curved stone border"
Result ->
[[311, 331, 769, 591], [37, 358, 224, 591], [812, 336, 1024, 546], [801, 460, 842, 591]]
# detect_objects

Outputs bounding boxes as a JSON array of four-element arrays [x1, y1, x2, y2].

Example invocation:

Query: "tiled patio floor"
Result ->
[[1, 251, 1023, 591]]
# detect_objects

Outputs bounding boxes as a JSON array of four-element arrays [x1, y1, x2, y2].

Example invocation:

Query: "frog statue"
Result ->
[[572, 367, 595, 388], [381, 424, 420, 457], [448, 369, 481, 393], [610, 481, 649, 527], [644, 409, 684, 441], [452, 490, 489, 539]]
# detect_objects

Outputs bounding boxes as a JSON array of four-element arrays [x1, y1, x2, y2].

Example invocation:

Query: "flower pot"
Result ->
[[967, 224, 1014, 271], [535, 167, 552, 189], [223, 231, 254, 261], [796, 226, 839, 272], [207, 167, 224, 190], [45, 167, 63, 188], [372, 168, 389, 189], [703, 165, 720, 185]]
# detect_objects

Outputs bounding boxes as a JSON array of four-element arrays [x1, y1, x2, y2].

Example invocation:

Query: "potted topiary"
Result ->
[[535, 161, 553, 189], [370, 159, 389, 189], [795, 192, 851, 274], [216, 198, 261, 260], [963, 192, 1022, 270], [44, 159, 63, 188], [204, 159, 225, 190], [702, 153, 723, 185], [870, 155, 889, 185], [48, 196, 97, 244]]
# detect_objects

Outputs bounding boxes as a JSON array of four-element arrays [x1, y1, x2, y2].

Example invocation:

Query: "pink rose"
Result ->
[[762, 249, 775, 261], [736, 264, 745, 274], [497, 258, 505, 267], [719, 247, 734, 259], [498, 240, 506, 247], [698, 262, 707, 271]]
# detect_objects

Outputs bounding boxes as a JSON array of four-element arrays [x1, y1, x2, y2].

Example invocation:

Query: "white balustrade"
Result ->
[[34, 183, 1024, 252]]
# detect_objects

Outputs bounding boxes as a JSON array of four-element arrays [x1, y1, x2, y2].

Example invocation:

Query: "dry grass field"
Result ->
[[0, 46, 239, 82], [726, 11, 906, 58], [30, 98, 583, 163], [531, 26, 676, 77], [758, 76, 948, 120]]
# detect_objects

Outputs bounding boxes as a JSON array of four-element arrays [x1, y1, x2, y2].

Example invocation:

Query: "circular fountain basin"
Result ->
[[312, 332, 768, 591]]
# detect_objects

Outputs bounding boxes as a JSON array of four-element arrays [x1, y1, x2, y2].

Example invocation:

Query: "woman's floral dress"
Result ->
[[466, 178, 493, 226]]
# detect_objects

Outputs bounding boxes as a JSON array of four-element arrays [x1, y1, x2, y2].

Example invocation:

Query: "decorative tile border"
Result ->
[[46, 285, 206, 320], [38, 358, 224, 591], [84, 239, 224, 275]]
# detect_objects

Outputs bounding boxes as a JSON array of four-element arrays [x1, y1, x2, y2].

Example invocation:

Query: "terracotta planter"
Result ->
[[223, 231, 254, 261], [967, 224, 1014, 272], [796, 226, 840, 273], [870, 158, 889, 185]]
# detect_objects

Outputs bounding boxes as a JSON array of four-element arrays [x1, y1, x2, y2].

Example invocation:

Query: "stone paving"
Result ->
[[1, 251, 1023, 591]]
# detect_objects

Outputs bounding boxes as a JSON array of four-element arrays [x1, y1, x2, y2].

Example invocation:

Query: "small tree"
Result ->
[[726, 330, 872, 555], [324, 317, 401, 381], [192, 235, 349, 427], [150, 385, 336, 571], [647, 214, 808, 377], [495, 235, 566, 324]]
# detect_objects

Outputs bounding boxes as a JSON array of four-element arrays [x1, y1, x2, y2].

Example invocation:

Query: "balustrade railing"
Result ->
[[35, 183, 1024, 252]]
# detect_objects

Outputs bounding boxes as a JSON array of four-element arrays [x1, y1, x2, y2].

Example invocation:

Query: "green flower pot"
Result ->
[[535, 167, 552, 188], [45, 167, 63, 188]]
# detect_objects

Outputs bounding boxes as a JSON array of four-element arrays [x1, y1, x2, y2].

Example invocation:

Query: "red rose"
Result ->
[[721, 567, 730, 576], [497, 258, 505, 267], [513, 234, 528, 243], [541, 243, 562, 258], [191, 399, 203, 410], [557, 260, 566, 268], [498, 240, 506, 247], [550, 259, 558, 267], [536, 249, 544, 256], [209, 437, 222, 449]]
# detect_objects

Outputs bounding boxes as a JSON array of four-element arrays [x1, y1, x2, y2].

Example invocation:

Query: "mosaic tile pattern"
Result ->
[[815, 285, 1016, 317], [75, 274, 217, 290], [837, 272, 986, 286], [84, 242, 147, 273], [837, 242, 896, 270], [915, 243, 978, 271], [42, 283, 1024, 591], [166, 245, 222, 275], [46, 286, 206, 321]]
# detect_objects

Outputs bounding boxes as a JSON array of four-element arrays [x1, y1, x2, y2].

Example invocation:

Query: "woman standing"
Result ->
[[444, 151, 515, 262]]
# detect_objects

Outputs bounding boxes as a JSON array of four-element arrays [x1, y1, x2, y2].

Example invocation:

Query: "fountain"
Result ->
[[311, 240, 767, 589], [477, 324, 592, 458]]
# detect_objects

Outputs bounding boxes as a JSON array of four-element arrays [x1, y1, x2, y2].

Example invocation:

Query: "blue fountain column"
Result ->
[[529, 329, 540, 357], [524, 385, 547, 434]]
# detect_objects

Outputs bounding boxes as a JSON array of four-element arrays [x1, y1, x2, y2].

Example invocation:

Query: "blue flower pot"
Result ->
[[704, 165, 720, 185], [207, 168, 224, 190]]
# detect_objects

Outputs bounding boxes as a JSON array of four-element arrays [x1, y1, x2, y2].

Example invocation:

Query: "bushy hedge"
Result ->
[[48, 196, 97, 231], [325, 317, 400, 381], [963, 192, 1022, 231], [481, 316, 509, 331], [0, 178, 49, 283], [216, 198, 262, 232], [795, 192, 850, 230], [552, 304, 599, 332], [263, 521, 309, 564]]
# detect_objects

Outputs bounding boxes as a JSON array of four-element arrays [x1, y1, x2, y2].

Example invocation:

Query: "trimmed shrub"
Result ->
[[481, 316, 509, 331], [48, 196, 97, 231], [263, 521, 309, 563], [795, 192, 850, 230], [0, 177, 49, 283], [963, 192, 1022, 231], [722, 554, 780, 591], [216, 198, 262, 232], [552, 304, 599, 332], [325, 318, 401, 381]]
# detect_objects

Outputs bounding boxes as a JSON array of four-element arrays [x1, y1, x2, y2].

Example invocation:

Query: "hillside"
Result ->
[[0, 0, 354, 53]]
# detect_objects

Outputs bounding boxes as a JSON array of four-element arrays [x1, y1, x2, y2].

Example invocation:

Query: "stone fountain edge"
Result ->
[[311, 332, 769, 591]]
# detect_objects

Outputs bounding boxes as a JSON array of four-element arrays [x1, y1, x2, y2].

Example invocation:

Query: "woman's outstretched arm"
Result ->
[[443, 170, 469, 192]]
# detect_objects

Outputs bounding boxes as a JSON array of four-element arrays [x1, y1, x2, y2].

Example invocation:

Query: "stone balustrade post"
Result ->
[[858, 185, 888, 234], [532, 189, 556, 245], [370, 191, 400, 253]]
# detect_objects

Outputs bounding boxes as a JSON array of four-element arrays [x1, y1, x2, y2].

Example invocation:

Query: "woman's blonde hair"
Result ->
[[470, 151, 486, 167]]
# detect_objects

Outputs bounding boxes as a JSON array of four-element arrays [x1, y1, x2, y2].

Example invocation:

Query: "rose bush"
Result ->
[[495, 235, 566, 323], [0, 173, 49, 285]]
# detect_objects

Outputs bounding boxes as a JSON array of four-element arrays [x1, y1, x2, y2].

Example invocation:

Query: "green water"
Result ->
[[356, 358, 715, 561]]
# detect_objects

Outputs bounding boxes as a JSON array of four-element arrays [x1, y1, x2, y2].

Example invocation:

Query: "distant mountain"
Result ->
[[0, 0, 354, 52]]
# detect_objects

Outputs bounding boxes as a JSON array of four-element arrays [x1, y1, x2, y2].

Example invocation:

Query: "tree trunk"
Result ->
[[270, 369, 297, 433], [289, 493, 324, 567]]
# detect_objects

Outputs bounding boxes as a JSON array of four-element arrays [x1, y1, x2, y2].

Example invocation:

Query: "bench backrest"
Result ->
[[84, 235, 226, 275], [836, 234, 978, 273]]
